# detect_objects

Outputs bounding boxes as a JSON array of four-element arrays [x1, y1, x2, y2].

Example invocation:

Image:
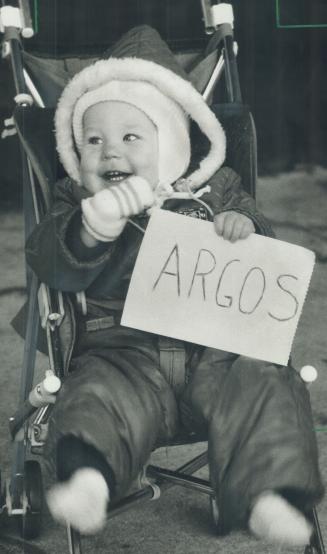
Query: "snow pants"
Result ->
[[45, 323, 324, 532]]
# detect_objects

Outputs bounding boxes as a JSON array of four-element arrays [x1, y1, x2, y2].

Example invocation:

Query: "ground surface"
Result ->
[[0, 169, 326, 553]]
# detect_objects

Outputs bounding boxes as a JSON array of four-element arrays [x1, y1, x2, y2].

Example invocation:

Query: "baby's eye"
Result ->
[[123, 133, 139, 142], [88, 136, 103, 145]]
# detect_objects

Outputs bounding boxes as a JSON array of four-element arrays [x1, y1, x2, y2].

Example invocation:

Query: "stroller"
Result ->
[[0, 1, 325, 553]]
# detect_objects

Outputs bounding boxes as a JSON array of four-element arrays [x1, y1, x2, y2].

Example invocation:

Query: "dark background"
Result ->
[[1, 0, 327, 208]]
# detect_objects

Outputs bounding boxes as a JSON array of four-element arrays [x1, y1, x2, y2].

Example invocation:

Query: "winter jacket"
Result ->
[[26, 173, 324, 529]]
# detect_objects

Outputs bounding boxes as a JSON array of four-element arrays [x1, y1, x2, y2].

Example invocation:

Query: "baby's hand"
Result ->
[[81, 177, 154, 242], [214, 211, 255, 242]]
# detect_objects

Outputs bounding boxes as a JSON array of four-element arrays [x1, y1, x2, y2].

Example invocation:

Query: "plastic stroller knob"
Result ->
[[42, 375, 61, 394], [28, 375, 61, 409], [300, 365, 318, 383], [211, 4, 234, 28]]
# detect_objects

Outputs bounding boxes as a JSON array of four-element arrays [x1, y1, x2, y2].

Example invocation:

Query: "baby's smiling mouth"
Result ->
[[102, 170, 131, 183]]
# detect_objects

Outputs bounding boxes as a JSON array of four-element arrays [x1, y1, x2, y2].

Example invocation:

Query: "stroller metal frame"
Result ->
[[0, 1, 325, 553]]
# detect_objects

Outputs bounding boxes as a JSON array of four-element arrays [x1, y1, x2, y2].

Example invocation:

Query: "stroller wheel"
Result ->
[[19, 460, 43, 540], [209, 495, 220, 532]]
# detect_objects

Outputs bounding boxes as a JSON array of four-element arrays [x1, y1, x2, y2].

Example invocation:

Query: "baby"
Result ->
[[26, 26, 323, 546]]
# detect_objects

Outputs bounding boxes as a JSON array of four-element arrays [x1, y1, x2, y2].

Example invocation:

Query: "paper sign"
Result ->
[[121, 210, 315, 365]]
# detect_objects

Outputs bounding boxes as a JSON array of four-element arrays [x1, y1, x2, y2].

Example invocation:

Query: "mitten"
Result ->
[[81, 176, 154, 242]]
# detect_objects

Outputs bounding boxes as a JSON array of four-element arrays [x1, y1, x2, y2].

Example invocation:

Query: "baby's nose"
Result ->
[[102, 141, 121, 159]]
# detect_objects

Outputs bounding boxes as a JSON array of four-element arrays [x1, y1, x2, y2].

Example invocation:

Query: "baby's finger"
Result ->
[[222, 213, 237, 241], [229, 219, 245, 242], [213, 213, 226, 235], [237, 223, 249, 240], [239, 219, 255, 240]]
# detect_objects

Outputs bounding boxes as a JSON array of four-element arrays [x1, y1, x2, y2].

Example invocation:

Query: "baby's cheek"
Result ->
[[139, 149, 159, 186], [81, 171, 105, 194], [137, 168, 158, 190]]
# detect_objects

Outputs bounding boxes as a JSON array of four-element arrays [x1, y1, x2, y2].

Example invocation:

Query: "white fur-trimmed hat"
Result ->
[[72, 79, 191, 190], [55, 26, 226, 193]]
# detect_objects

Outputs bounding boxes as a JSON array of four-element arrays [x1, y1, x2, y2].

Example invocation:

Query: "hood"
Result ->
[[55, 25, 226, 197]]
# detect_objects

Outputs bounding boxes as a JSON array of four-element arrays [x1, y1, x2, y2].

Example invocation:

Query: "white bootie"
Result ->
[[249, 491, 312, 546], [46, 468, 109, 535]]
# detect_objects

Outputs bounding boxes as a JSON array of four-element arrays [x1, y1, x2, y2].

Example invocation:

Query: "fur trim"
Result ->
[[55, 57, 226, 191]]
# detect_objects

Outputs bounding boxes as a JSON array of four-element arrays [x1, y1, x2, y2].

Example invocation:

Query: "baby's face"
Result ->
[[80, 101, 158, 194]]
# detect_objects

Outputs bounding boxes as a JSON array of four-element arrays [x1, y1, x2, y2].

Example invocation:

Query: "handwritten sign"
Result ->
[[121, 210, 315, 365]]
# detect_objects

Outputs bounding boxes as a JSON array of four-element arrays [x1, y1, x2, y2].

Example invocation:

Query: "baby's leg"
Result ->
[[249, 490, 312, 546], [45, 349, 178, 533], [182, 349, 324, 544], [47, 436, 114, 534]]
